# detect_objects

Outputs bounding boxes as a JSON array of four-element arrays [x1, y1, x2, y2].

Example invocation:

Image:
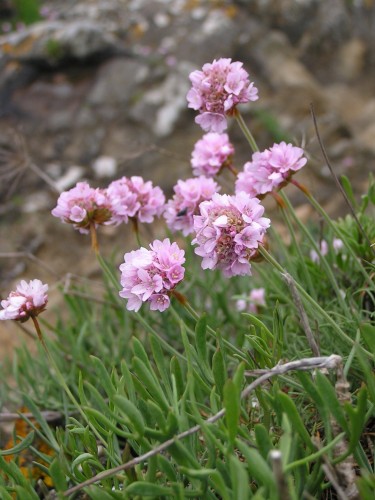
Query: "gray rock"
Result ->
[[87, 58, 149, 108], [0, 20, 119, 65]]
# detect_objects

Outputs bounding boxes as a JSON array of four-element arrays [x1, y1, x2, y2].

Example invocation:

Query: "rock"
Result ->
[[130, 61, 192, 138], [92, 156, 118, 179], [0, 20, 120, 65], [55, 165, 85, 192], [335, 38, 367, 82], [87, 57, 148, 108]]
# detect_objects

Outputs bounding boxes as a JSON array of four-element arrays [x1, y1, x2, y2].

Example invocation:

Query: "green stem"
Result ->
[[31, 317, 108, 447], [279, 205, 316, 298], [302, 190, 373, 285], [234, 109, 259, 153], [279, 192, 353, 316], [284, 432, 346, 472], [258, 247, 372, 358], [131, 218, 143, 247]]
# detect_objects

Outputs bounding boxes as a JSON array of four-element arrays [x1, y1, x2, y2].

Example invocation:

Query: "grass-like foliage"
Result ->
[[0, 58, 374, 499]]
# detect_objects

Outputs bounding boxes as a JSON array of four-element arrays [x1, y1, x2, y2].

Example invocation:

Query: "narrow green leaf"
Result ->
[[0, 487, 13, 500], [237, 440, 276, 490], [150, 335, 172, 400], [340, 175, 356, 208], [0, 431, 34, 456], [132, 357, 169, 411], [113, 395, 145, 436], [345, 386, 368, 453], [242, 313, 273, 340], [360, 323, 375, 355], [86, 485, 120, 499], [126, 481, 172, 496], [315, 372, 349, 432], [90, 356, 116, 398], [120, 360, 136, 402], [133, 337, 154, 374], [210, 470, 231, 500], [224, 379, 240, 445], [212, 348, 225, 398], [255, 424, 272, 460], [277, 391, 315, 450], [170, 356, 185, 398], [195, 314, 208, 363], [230, 455, 250, 500], [21, 394, 59, 450], [233, 362, 245, 394], [49, 457, 68, 492]]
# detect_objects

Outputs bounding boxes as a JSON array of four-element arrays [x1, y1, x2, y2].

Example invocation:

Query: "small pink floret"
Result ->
[[191, 133, 234, 177], [192, 192, 270, 277], [187, 58, 259, 132], [236, 287, 266, 313], [107, 176, 165, 224], [119, 239, 185, 312], [0, 279, 48, 322], [235, 142, 307, 197], [51, 181, 113, 233], [164, 176, 219, 236]]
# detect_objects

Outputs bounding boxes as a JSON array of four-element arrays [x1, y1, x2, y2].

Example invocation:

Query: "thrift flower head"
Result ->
[[235, 142, 307, 197], [191, 133, 234, 177], [107, 176, 165, 224], [236, 287, 266, 313], [310, 238, 343, 263], [192, 192, 270, 277], [51, 181, 112, 233], [164, 176, 219, 236], [0, 279, 48, 322], [119, 238, 185, 312], [187, 58, 259, 133]]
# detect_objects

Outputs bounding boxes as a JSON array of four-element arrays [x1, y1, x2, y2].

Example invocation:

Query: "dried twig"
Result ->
[[270, 450, 290, 500], [282, 272, 320, 356], [0, 410, 62, 423], [62, 354, 342, 497]]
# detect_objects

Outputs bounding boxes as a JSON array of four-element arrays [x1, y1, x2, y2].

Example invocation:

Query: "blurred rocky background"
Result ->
[[0, 0, 374, 354]]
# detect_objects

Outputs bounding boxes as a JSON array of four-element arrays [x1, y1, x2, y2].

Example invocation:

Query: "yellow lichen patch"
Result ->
[[0, 33, 39, 57], [3, 407, 55, 488]]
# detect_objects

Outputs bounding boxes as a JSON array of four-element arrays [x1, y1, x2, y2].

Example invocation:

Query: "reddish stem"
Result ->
[[90, 223, 99, 254], [271, 191, 286, 208], [31, 316, 47, 352], [291, 178, 311, 196]]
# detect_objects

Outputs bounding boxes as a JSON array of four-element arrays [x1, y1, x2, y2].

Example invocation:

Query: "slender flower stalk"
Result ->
[[291, 184, 373, 285], [278, 204, 316, 298], [234, 109, 259, 153], [130, 217, 142, 247], [258, 245, 372, 357], [278, 191, 354, 316], [90, 222, 99, 254]]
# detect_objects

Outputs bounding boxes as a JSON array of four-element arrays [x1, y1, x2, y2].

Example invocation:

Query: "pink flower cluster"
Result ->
[[236, 288, 266, 314], [193, 192, 270, 277], [51, 182, 112, 233], [235, 142, 307, 197], [310, 238, 343, 263], [52, 177, 166, 233], [107, 176, 165, 224], [191, 133, 235, 177], [187, 58, 259, 133], [119, 239, 185, 312], [0, 279, 48, 322], [164, 176, 219, 236]]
